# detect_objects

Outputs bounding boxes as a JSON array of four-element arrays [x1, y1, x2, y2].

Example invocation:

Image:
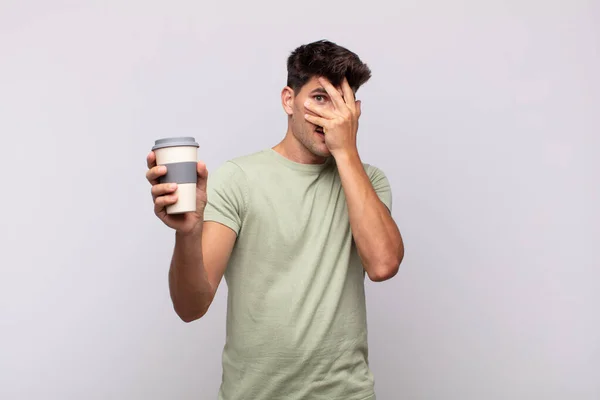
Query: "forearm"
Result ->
[[335, 150, 404, 281], [169, 222, 213, 322]]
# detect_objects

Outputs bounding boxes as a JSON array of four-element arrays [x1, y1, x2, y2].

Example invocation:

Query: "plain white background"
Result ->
[[1, 1, 598, 399]]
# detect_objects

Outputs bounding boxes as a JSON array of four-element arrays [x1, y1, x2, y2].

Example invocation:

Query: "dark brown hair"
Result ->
[[286, 40, 372, 93]]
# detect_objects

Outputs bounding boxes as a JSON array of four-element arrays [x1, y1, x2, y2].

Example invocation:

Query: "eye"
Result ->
[[314, 95, 326, 102]]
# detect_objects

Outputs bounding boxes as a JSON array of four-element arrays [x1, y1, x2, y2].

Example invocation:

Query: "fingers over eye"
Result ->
[[341, 78, 356, 110], [318, 78, 346, 110], [305, 101, 336, 119]]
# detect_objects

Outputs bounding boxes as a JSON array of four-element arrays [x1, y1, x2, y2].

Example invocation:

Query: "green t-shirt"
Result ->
[[204, 148, 392, 400]]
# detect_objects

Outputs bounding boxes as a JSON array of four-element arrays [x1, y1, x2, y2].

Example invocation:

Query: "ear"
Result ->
[[281, 86, 295, 115], [356, 100, 362, 117]]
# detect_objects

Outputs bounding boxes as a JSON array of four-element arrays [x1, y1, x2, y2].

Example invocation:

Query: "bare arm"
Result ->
[[146, 151, 236, 322], [335, 151, 404, 281], [303, 76, 404, 282], [169, 221, 235, 322]]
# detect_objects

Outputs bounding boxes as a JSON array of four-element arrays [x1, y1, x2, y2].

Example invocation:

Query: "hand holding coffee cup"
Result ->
[[146, 137, 208, 233]]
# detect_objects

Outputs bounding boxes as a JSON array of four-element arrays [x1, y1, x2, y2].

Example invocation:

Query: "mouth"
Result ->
[[315, 126, 324, 135]]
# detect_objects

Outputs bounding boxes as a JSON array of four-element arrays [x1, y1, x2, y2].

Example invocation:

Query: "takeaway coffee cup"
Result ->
[[152, 136, 199, 214]]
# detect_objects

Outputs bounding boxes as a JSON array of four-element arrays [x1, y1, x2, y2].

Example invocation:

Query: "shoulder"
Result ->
[[228, 149, 271, 168], [211, 149, 268, 175], [359, 161, 392, 193], [360, 162, 389, 182], [359, 161, 393, 210]]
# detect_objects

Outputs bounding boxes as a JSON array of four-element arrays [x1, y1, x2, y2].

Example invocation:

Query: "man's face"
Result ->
[[283, 76, 344, 159]]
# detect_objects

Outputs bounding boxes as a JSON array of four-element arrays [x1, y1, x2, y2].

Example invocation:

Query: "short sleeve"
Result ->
[[366, 164, 392, 212], [203, 161, 248, 235]]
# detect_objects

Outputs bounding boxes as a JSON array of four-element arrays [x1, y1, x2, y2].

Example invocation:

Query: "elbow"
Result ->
[[368, 245, 404, 282], [170, 289, 213, 323], [174, 304, 208, 323], [367, 264, 399, 282], [177, 310, 205, 323]]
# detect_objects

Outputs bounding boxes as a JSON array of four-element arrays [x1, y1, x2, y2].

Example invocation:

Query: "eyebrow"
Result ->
[[309, 87, 328, 95], [309, 87, 349, 98]]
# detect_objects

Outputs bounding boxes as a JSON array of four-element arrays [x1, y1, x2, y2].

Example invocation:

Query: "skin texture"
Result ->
[[274, 76, 347, 163], [145, 153, 235, 322]]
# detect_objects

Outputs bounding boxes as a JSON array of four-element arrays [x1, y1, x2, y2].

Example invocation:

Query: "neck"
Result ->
[[273, 128, 329, 165]]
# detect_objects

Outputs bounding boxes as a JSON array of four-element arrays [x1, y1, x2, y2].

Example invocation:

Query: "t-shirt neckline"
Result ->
[[266, 148, 333, 173]]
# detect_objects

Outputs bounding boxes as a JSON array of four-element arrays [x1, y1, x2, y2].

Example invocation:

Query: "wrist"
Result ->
[[176, 218, 204, 239], [332, 147, 360, 164]]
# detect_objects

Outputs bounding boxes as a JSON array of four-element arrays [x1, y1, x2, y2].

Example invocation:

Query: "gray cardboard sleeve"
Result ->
[[159, 162, 198, 184]]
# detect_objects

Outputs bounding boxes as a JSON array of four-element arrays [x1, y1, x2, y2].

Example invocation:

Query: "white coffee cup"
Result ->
[[152, 137, 199, 214]]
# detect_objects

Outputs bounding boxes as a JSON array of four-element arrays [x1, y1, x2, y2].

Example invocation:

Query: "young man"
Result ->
[[146, 40, 404, 400]]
